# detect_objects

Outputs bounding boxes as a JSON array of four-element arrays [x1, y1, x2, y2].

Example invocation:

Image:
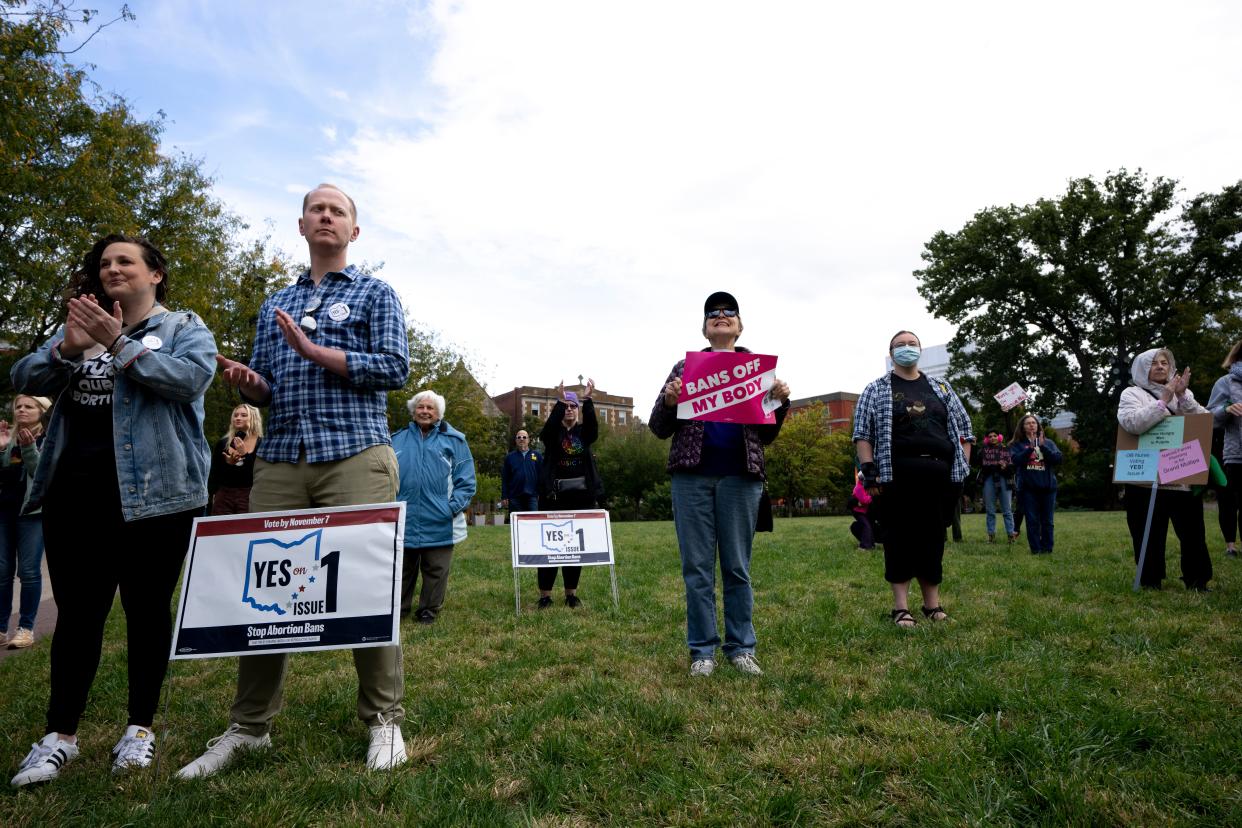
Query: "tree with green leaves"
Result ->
[[385, 326, 512, 478], [917, 170, 1242, 506], [764, 404, 855, 515], [593, 421, 668, 519], [1, 1, 292, 438]]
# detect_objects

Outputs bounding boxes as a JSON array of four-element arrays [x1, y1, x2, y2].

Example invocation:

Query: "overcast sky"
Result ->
[[80, 0, 1242, 414]]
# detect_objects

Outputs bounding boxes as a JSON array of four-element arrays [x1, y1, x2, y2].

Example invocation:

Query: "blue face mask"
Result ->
[[891, 345, 920, 367]]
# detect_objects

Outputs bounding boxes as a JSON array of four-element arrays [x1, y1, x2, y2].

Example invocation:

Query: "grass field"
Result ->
[[0, 512, 1239, 826]]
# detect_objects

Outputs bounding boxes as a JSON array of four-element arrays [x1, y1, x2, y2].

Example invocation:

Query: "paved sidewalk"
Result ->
[[0, 557, 56, 662]]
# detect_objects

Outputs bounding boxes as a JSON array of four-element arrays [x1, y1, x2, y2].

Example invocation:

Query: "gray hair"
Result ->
[[407, 390, 446, 419]]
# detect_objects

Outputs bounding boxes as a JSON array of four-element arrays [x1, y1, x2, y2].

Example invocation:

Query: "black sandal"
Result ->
[[890, 608, 916, 628], [921, 606, 949, 622]]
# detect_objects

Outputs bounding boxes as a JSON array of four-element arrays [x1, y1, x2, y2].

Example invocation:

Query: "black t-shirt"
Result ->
[[59, 349, 118, 486], [0, 442, 29, 515], [209, 436, 261, 491], [890, 373, 954, 462]]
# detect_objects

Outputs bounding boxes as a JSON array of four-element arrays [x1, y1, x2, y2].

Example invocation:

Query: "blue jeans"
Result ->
[[1020, 487, 1056, 552], [0, 512, 44, 632], [982, 475, 1014, 536], [671, 473, 761, 660]]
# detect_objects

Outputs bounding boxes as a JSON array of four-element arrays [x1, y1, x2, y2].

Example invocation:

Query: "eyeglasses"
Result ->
[[705, 309, 738, 319], [515, 435, 529, 440], [300, 295, 322, 333]]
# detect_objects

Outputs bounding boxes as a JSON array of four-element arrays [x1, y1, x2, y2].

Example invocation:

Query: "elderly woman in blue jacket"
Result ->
[[9, 233, 216, 787], [392, 390, 477, 625]]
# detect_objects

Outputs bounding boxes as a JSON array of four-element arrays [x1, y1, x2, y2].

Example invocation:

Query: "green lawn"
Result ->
[[1, 513, 1239, 826]]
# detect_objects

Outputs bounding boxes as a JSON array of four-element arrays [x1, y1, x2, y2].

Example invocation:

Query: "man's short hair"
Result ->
[[303, 183, 358, 221]]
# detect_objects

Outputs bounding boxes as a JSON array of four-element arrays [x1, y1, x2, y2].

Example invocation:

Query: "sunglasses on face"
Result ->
[[705, 309, 738, 319]]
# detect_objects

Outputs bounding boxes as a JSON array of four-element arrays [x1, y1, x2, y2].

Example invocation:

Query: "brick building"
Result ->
[[491, 383, 635, 431], [788, 391, 859, 432]]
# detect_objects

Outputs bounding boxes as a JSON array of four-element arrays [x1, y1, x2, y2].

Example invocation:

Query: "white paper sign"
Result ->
[[994, 382, 1028, 412], [510, 509, 615, 568], [171, 503, 404, 659]]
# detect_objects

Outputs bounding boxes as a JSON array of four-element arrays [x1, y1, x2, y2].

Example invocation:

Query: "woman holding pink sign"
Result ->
[[1118, 347, 1211, 591], [649, 291, 791, 678]]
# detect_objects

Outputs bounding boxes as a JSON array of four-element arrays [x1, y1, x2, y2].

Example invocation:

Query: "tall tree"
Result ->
[[593, 421, 668, 519], [1, 1, 291, 422], [917, 170, 1242, 506], [764, 404, 855, 515]]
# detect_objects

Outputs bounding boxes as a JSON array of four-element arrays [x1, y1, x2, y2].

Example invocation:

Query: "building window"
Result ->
[[617, 411, 626, 425], [531, 404, 539, 416]]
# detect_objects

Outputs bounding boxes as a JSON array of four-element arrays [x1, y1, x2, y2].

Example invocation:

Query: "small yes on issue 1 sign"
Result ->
[[510, 509, 618, 613]]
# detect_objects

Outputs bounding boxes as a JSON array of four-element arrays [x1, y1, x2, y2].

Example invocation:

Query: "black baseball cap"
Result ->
[[704, 291, 739, 315]]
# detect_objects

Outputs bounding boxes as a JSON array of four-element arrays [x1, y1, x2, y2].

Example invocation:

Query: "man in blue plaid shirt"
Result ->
[[180, 184, 411, 778]]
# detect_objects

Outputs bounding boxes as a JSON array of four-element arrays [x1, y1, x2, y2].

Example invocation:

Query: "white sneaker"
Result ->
[[176, 724, 271, 779], [728, 652, 764, 676], [112, 725, 156, 773], [366, 714, 407, 770], [11, 733, 79, 787], [689, 658, 716, 677]]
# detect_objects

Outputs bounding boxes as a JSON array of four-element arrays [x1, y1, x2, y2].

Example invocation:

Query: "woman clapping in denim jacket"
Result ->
[[9, 234, 216, 787]]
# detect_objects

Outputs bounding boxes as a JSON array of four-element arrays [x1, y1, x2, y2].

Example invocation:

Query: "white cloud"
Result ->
[[166, 0, 1242, 403]]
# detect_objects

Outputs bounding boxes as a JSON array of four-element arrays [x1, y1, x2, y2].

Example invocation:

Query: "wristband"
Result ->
[[108, 333, 125, 356]]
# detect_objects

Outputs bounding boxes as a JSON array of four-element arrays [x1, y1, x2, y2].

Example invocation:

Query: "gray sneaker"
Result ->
[[176, 724, 271, 779], [689, 658, 716, 677], [728, 652, 763, 675]]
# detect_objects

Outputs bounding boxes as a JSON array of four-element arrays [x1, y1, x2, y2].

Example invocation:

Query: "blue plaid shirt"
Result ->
[[248, 265, 409, 463], [852, 372, 974, 483]]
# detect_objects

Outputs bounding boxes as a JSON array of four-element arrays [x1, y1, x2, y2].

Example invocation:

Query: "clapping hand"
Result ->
[[584, 378, 595, 399], [215, 355, 272, 404], [16, 428, 36, 448]]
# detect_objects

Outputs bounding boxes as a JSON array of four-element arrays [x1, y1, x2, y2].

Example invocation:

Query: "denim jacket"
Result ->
[[11, 309, 217, 521]]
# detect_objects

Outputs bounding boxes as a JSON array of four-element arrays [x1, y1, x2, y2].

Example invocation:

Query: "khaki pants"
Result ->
[[230, 446, 403, 735]]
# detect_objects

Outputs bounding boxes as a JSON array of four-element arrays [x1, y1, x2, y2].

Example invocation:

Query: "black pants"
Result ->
[[42, 481, 195, 734], [1219, 463, 1242, 545], [537, 487, 593, 592], [877, 457, 952, 584], [1124, 484, 1212, 588]]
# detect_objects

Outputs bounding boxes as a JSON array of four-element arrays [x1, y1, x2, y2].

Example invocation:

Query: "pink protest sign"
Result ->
[[993, 382, 1028, 412], [677, 352, 780, 425], [1157, 440, 1209, 484]]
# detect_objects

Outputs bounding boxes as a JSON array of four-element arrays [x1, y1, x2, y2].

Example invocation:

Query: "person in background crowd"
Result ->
[[0, 395, 52, 650], [536, 381, 601, 608], [183, 183, 410, 778], [854, 330, 973, 629], [848, 470, 876, 550], [1207, 339, 1242, 557], [650, 291, 790, 676], [978, 430, 1016, 543], [1009, 415, 1062, 555], [392, 390, 476, 624], [501, 429, 542, 519], [1118, 347, 1212, 590], [207, 403, 263, 515], [9, 233, 216, 786]]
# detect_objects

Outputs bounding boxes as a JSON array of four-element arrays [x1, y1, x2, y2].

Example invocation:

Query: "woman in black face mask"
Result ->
[[852, 331, 974, 628]]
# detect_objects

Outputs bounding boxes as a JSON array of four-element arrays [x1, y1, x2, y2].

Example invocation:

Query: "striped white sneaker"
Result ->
[[112, 725, 156, 772], [11, 733, 79, 787]]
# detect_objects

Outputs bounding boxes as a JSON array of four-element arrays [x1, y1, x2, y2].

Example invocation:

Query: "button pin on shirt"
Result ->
[[300, 295, 322, 333]]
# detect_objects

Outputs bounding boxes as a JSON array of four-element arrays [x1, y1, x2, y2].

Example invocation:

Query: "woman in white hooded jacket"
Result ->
[[1117, 347, 1212, 591]]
